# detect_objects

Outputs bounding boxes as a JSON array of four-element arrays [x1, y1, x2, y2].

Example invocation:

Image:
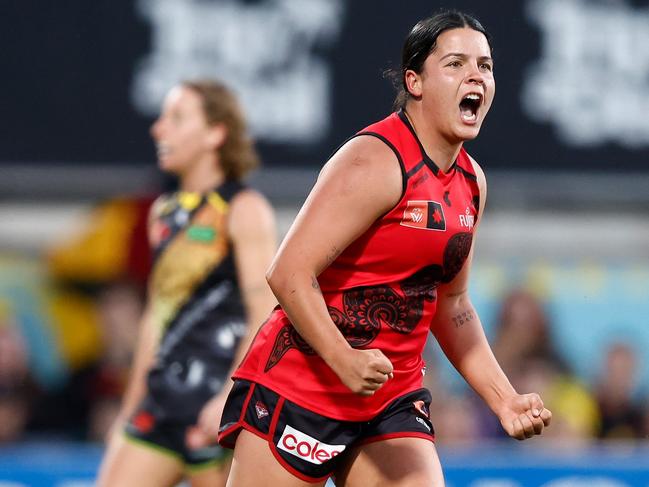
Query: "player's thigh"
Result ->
[[335, 437, 444, 487], [97, 433, 184, 487], [226, 429, 328, 487], [188, 457, 231, 487]]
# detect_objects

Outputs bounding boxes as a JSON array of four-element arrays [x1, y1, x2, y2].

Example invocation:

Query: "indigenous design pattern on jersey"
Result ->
[[235, 110, 481, 421], [264, 231, 474, 372], [145, 181, 246, 422]]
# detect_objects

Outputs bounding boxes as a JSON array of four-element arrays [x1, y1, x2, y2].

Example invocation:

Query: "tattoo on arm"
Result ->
[[311, 276, 320, 290], [451, 310, 475, 328]]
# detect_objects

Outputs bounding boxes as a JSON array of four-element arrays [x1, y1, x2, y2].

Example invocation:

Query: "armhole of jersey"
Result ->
[[351, 131, 408, 202], [465, 154, 483, 225], [213, 181, 243, 249], [218, 179, 246, 203]]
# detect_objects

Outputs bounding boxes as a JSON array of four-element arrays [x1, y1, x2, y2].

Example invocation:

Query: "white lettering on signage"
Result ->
[[523, 0, 649, 147], [132, 0, 345, 144]]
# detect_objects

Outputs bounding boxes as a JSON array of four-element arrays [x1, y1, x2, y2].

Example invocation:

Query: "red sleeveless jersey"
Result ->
[[234, 110, 481, 421]]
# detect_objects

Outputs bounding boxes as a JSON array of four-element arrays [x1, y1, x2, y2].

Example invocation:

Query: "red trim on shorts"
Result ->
[[266, 397, 332, 484], [218, 422, 273, 450], [218, 382, 258, 449], [240, 382, 256, 421], [218, 423, 240, 449], [240, 423, 268, 442], [221, 389, 331, 484], [357, 431, 435, 447]]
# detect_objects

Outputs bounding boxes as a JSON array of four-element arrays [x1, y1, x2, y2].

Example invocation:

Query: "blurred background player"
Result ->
[[97, 79, 277, 487]]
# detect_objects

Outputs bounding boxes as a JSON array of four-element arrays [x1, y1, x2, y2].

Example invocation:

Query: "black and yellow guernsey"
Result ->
[[144, 180, 246, 423]]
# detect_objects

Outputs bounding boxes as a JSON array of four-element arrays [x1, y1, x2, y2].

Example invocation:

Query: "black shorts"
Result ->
[[218, 380, 435, 482], [125, 403, 231, 470]]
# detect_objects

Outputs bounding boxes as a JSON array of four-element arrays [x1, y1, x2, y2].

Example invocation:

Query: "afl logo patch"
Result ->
[[400, 200, 446, 231]]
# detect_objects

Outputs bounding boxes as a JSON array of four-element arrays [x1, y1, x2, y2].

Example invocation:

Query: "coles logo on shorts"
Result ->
[[277, 425, 345, 465]]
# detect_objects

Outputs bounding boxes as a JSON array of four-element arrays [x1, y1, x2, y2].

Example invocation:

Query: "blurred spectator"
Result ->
[[488, 287, 600, 441], [430, 391, 483, 444], [47, 195, 156, 290], [422, 337, 484, 444], [640, 402, 649, 440], [594, 342, 643, 439], [492, 288, 566, 378], [17, 194, 157, 440], [516, 358, 600, 442], [0, 301, 34, 443]]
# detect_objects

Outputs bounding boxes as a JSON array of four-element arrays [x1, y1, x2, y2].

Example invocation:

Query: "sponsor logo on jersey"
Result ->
[[459, 207, 475, 229], [400, 200, 446, 231], [255, 401, 269, 419], [187, 225, 216, 242], [277, 425, 345, 464]]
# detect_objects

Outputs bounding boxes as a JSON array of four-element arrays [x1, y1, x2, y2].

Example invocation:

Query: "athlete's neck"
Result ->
[[403, 107, 462, 173], [179, 155, 225, 193]]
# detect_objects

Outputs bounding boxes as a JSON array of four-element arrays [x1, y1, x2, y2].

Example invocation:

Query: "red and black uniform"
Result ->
[[219, 110, 481, 481]]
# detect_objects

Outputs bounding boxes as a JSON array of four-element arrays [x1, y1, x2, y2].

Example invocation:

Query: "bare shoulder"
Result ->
[[467, 154, 487, 223], [321, 134, 401, 179], [467, 154, 487, 199], [315, 134, 403, 215], [228, 188, 276, 241]]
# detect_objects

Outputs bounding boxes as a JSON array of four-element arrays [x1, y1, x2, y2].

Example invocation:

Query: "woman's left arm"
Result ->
[[187, 188, 277, 448], [228, 188, 279, 368], [429, 160, 551, 440]]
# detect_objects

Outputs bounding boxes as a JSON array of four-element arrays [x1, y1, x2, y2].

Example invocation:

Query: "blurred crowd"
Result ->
[[427, 289, 649, 444], [1, 194, 648, 446]]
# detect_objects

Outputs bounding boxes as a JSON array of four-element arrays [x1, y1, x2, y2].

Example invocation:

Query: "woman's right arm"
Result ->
[[266, 135, 402, 395]]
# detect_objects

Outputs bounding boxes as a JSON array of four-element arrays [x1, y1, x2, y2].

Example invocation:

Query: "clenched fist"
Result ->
[[331, 348, 394, 396], [497, 392, 552, 440]]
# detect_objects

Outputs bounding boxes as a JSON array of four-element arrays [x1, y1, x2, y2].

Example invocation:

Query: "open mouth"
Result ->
[[156, 143, 171, 158], [459, 93, 482, 123]]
